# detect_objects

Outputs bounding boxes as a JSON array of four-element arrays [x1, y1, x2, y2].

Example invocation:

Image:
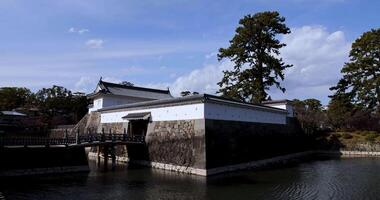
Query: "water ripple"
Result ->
[[1, 158, 380, 200]]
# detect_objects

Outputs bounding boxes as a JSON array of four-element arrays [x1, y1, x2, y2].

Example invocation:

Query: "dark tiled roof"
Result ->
[[262, 99, 292, 105], [122, 112, 151, 120], [88, 80, 173, 100], [100, 80, 171, 94]]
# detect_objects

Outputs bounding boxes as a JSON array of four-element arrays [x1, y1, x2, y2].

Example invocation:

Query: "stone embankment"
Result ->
[[0, 147, 89, 177]]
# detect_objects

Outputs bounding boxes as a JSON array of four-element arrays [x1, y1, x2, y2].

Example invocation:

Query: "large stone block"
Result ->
[[141, 119, 206, 169]]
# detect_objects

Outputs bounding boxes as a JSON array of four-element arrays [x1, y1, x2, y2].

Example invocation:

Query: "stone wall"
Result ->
[[69, 111, 102, 136], [141, 119, 206, 169], [86, 111, 102, 133], [205, 118, 308, 169], [85, 115, 307, 175], [100, 122, 127, 133], [49, 126, 74, 138]]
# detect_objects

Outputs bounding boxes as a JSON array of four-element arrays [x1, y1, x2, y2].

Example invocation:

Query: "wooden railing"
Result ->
[[0, 134, 145, 147]]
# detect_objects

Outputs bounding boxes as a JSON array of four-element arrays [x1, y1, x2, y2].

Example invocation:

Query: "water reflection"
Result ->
[[1, 157, 380, 200]]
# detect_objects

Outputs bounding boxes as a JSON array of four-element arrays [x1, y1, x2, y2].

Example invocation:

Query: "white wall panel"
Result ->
[[101, 103, 205, 123], [204, 103, 286, 124], [101, 102, 287, 125], [89, 98, 103, 113], [265, 104, 294, 117]]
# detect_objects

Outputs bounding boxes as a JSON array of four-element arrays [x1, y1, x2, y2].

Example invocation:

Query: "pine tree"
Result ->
[[331, 28, 380, 113], [217, 11, 292, 103]]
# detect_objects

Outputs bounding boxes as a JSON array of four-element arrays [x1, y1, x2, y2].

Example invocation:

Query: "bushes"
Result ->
[[329, 131, 379, 142], [332, 132, 353, 140], [342, 133, 353, 139], [364, 131, 379, 142]]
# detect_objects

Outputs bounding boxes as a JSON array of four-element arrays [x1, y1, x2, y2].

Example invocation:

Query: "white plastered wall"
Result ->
[[101, 102, 287, 125], [204, 103, 287, 124], [89, 98, 103, 113], [265, 104, 294, 117], [101, 103, 205, 123]]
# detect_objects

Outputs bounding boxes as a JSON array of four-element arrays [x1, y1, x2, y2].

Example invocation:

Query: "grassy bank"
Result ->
[[315, 131, 380, 151]]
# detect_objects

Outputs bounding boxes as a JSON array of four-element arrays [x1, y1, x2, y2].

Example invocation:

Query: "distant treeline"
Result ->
[[0, 85, 89, 127], [291, 98, 380, 135]]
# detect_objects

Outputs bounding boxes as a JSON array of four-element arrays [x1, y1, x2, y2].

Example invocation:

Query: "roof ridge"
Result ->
[[99, 80, 171, 94]]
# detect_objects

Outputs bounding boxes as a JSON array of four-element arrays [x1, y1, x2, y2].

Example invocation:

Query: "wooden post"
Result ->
[[101, 128, 105, 142], [45, 136, 50, 148], [76, 128, 80, 144], [65, 129, 68, 146], [123, 128, 127, 141], [103, 145, 109, 171], [97, 146, 101, 167], [111, 145, 116, 171], [129, 122, 133, 139]]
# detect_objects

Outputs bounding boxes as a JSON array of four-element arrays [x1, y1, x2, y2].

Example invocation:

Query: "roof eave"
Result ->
[[99, 94, 287, 114]]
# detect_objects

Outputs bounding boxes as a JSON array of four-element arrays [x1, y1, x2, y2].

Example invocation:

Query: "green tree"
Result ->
[[36, 85, 73, 118], [304, 99, 323, 111], [180, 91, 199, 97], [327, 94, 354, 130], [217, 11, 292, 103], [71, 93, 90, 122], [0, 87, 33, 110], [293, 98, 326, 135], [120, 81, 134, 86], [330, 28, 380, 113]]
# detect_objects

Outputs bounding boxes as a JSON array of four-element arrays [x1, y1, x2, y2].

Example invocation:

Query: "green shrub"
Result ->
[[364, 132, 379, 142], [342, 133, 353, 139], [353, 130, 362, 135], [334, 133, 342, 138]]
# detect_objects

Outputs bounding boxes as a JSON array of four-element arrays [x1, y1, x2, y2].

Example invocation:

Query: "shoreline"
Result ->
[[2, 149, 379, 177], [88, 149, 380, 176]]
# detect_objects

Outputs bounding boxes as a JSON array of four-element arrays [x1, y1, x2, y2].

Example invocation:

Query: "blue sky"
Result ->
[[0, 0, 379, 104]]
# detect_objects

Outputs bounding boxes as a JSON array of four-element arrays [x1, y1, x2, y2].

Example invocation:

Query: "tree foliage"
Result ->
[[120, 81, 134, 86], [293, 98, 326, 135], [327, 94, 354, 130], [0, 87, 33, 110], [217, 11, 292, 103], [35, 85, 89, 125], [36, 85, 73, 116], [180, 91, 199, 97], [330, 28, 380, 113], [0, 85, 89, 126]]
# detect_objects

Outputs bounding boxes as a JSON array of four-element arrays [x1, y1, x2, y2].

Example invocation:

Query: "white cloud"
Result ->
[[205, 51, 217, 59], [271, 25, 351, 102], [172, 61, 232, 95], [78, 29, 89, 34], [68, 27, 89, 34], [158, 61, 233, 96], [150, 25, 351, 103], [102, 77, 122, 84], [74, 76, 96, 92], [85, 39, 104, 49], [74, 76, 124, 93], [121, 66, 147, 75]]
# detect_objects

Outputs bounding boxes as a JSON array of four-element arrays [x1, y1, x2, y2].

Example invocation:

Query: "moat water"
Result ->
[[1, 157, 380, 200]]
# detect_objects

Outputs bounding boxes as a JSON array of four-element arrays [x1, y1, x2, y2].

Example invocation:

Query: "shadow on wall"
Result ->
[[205, 117, 311, 169]]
